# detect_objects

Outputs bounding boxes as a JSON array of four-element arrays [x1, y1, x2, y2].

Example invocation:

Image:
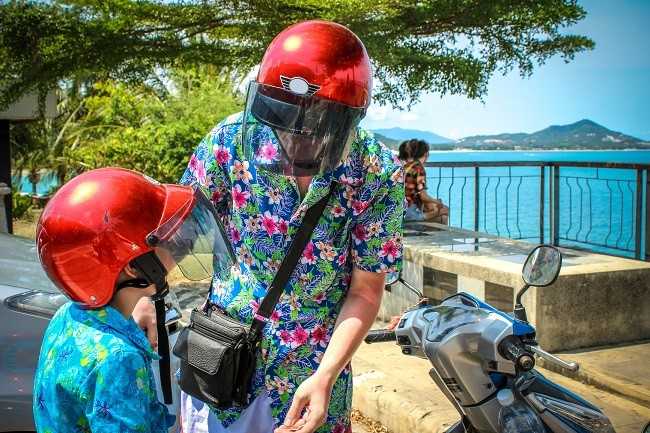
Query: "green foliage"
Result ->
[[10, 94, 82, 188], [11, 187, 32, 220], [1, 0, 594, 109], [66, 67, 242, 182]]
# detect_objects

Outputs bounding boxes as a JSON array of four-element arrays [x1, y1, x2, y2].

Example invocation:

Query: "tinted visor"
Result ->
[[243, 81, 365, 176], [147, 188, 234, 281]]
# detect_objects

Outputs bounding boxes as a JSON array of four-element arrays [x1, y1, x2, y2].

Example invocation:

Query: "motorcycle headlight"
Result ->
[[533, 393, 615, 433]]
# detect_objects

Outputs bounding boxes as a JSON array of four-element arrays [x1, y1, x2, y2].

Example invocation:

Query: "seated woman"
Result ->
[[401, 139, 449, 224]]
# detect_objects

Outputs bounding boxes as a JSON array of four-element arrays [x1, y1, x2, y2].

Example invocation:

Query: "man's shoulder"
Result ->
[[209, 111, 245, 136], [352, 128, 403, 180]]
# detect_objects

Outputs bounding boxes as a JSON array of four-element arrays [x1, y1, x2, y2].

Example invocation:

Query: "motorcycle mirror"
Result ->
[[385, 271, 400, 287], [521, 245, 562, 287], [383, 271, 425, 299], [514, 245, 562, 322]]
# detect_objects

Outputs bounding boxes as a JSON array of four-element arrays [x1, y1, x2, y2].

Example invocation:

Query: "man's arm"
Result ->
[[278, 268, 385, 433]]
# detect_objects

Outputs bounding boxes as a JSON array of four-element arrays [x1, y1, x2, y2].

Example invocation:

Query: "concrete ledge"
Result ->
[[537, 342, 650, 409]]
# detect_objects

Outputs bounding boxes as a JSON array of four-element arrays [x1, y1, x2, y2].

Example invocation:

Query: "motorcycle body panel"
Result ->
[[522, 371, 599, 412]]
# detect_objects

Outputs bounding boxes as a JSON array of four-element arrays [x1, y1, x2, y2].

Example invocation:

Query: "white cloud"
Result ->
[[399, 111, 419, 122], [366, 105, 390, 121]]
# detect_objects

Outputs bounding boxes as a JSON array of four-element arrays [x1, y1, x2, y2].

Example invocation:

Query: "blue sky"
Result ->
[[360, 0, 650, 140]]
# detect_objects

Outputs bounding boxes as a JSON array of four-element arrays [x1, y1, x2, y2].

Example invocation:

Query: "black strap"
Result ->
[[154, 297, 173, 404], [249, 184, 334, 339]]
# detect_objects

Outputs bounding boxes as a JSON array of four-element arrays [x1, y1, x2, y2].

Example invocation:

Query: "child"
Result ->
[[33, 167, 233, 433], [400, 139, 449, 224]]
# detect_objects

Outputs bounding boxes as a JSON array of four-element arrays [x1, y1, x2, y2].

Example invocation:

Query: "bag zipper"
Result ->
[[207, 306, 249, 329], [190, 320, 245, 343], [191, 312, 247, 341]]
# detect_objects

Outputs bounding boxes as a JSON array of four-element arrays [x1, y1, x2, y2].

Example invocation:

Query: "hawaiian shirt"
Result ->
[[33, 302, 175, 433], [180, 112, 404, 432], [404, 160, 426, 208]]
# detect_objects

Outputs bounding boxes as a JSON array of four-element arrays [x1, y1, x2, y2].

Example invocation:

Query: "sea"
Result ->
[[424, 150, 650, 258]]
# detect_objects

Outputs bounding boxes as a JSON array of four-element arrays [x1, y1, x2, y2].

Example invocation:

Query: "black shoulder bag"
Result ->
[[173, 185, 333, 408]]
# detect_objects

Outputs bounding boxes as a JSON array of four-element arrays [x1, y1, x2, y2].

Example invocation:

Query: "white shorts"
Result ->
[[180, 391, 275, 433]]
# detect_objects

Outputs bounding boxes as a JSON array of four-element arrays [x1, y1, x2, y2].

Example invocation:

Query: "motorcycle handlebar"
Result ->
[[499, 338, 535, 371], [365, 329, 396, 344], [527, 345, 579, 372]]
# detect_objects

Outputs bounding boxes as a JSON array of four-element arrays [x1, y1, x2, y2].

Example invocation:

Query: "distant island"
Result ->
[[373, 119, 650, 151]]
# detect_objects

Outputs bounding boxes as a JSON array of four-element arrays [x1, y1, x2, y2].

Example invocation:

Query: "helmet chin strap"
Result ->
[[130, 252, 173, 405], [116, 278, 150, 291]]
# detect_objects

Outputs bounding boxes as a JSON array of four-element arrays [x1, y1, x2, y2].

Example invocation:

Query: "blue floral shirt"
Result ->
[[33, 302, 175, 433], [180, 112, 404, 432]]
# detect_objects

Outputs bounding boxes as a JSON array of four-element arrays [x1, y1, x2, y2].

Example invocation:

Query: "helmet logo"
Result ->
[[280, 75, 320, 96]]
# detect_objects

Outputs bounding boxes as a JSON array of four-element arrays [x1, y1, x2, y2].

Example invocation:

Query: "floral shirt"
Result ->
[[180, 112, 404, 432], [33, 303, 175, 433], [404, 160, 426, 208]]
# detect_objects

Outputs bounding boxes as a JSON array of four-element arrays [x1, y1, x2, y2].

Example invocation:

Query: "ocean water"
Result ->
[[424, 150, 650, 258], [12, 171, 60, 197]]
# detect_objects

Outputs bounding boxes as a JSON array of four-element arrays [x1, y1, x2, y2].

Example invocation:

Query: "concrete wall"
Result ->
[[384, 246, 650, 352], [532, 270, 650, 351]]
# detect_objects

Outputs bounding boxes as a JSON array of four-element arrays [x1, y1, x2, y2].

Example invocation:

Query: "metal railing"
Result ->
[[424, 161, 650, 260]]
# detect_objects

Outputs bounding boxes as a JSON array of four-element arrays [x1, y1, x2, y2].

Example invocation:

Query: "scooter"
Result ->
[[365, 245, 616, 433]]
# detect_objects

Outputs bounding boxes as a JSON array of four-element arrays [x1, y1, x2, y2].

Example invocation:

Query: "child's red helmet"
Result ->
[[36, 168, 233, 307], [244, 20, 372, 176]]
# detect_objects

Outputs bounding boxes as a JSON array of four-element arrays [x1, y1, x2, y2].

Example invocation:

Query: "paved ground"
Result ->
[[352, 339, 650, 433]]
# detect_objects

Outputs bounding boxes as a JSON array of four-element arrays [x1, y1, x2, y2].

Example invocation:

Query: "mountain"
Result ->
[[373, 127, 454, 145], [456, 119, 649, 150], [372, 132, 400, 150]]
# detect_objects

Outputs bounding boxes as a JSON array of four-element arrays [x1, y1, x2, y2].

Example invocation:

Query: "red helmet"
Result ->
[[37, 168, 233, 307], [244, 20, 372, 176]]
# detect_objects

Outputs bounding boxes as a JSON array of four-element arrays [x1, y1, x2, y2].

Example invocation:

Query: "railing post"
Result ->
[[551, 164, 560, 246], [474, 166, 479, 232], [635, 169, 643, 259], [539, 164, 546, 244]]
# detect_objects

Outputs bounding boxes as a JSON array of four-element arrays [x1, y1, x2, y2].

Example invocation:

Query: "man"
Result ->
[[139, 20, 404, 433]]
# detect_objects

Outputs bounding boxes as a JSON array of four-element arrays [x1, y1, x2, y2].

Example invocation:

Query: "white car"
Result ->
[[0, 233, 182, 432]]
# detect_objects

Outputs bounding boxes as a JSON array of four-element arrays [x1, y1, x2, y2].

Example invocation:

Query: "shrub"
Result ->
[[11, 187, 32, 220]]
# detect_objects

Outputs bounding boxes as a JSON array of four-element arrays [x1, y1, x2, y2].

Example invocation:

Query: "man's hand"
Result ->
[[132, 297, 158, 350], [276, 373, 334, 433]]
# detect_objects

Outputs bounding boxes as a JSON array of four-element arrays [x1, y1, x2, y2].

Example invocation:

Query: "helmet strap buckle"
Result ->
[[130, 251, 169, 297]]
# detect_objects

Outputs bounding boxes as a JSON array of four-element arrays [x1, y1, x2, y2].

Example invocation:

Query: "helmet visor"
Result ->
[[147, 188, 234, 281], [243, 81, 365, 176]]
